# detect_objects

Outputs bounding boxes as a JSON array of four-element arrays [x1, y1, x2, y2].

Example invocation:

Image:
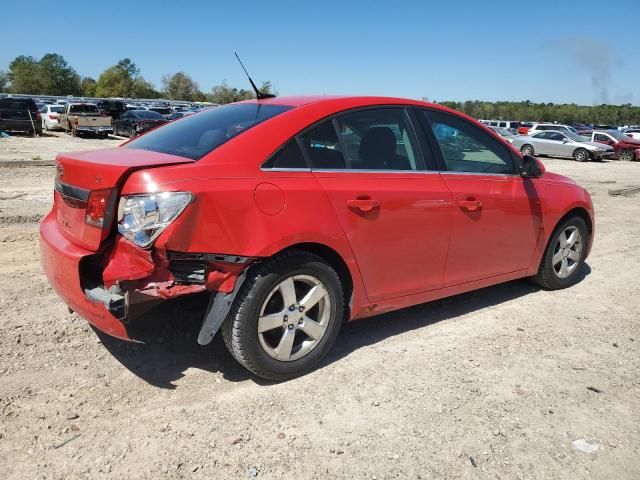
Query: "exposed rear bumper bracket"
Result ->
[[84, 287, 127, 320], [197, 271, 247, 346]]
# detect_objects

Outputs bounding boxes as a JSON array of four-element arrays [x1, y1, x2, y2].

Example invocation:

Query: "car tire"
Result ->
[[619, 149, 634, 162], [573, 148, 589, 162], [43, 121, 49, 132], [532, 216, 588, 290], [221, 249, 345, 381], [521, 144, 534, 156]]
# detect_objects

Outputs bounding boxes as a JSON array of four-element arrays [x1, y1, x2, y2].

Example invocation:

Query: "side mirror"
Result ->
[[562, 138, 569, 143], [521, 155, 545, 178]]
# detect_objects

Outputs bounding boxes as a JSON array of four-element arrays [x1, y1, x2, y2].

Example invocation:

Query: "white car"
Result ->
[[40, 104, 65, 131], [624, 128, 640, 140], [528, 123, 579, 135]]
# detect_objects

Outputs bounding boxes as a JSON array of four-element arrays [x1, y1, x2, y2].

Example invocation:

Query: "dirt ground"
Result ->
[[0, 133, 639, 479]]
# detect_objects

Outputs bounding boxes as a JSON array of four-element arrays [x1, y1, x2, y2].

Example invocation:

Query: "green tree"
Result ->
[[38, 53, 82, 95], [161, 71, 202, 101], [7, 55, 45, 94], [132, 77, 161, 98], [95, 58, 141, 97], [208, 79, 276, 104], [81, 77, 97, 97], [0, 70, 8, 92]]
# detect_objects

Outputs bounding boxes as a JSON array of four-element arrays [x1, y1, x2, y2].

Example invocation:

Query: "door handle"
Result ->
[[347, 198, 379, 213], [456, 199, 482, 212]]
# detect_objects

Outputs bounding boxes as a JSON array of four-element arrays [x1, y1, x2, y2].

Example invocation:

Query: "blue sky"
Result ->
[[2, 0, 639, 105]]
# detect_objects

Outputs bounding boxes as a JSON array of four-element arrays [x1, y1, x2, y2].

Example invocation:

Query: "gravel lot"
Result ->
[[0, 132, 639, 479]]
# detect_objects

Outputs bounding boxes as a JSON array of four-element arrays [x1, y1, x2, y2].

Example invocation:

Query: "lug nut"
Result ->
[[283, 315, 288, 322], [287, 324, 294, 330], [298, 318, 303, 324], [298, 306, 304, 312], [289, 305, 295, 311]]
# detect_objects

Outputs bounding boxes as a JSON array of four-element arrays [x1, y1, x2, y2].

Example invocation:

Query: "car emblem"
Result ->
[[56, 163, 64, 178]]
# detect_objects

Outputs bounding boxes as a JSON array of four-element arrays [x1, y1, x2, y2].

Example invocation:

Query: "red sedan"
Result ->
[[40, 96, 594, 380]]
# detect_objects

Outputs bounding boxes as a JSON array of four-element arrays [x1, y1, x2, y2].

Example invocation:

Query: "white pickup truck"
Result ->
[[58, 103, 114, 137]]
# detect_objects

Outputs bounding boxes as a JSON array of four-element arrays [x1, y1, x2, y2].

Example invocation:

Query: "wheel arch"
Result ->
[[274, 242, 354, 317]]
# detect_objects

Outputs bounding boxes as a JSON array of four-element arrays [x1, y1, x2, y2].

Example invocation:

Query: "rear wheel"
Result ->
[[573, 148, 589, 162], [532, 216, 588, 290], [222, 250, 345, 381], [619, 149, 634, 162], [521, 144, 534, 156]]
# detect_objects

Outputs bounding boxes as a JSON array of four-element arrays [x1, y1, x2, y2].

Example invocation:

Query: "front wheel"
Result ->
[[573, 148, 589, 162], [532, 216, 588, 290], [521, 144, 534, 156], [222, 250, 345, 381]]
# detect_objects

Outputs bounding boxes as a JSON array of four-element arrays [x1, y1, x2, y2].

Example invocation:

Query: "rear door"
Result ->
[[304, 107, 453, 302], [419, 109, 541, 286]]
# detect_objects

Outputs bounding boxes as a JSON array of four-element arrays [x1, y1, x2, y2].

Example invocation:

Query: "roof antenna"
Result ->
[[234, 52, 276, 100]]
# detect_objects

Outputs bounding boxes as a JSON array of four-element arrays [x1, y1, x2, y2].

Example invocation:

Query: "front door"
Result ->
[[420, 109, 542, 286], [301, 108, 453, 302]]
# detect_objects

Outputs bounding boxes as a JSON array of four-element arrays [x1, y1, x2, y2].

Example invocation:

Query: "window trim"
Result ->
[[416, 107, 520, 176]]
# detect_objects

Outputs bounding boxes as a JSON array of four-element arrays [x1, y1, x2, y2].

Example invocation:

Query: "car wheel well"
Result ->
[[555, 207, 592, 238], [277, 243, 353, 314]]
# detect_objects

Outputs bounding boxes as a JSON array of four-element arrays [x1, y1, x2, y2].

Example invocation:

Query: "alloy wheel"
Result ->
[[257, 274, 331, 362], [619, 150, 634, 162], [552, 226, 583, 278]]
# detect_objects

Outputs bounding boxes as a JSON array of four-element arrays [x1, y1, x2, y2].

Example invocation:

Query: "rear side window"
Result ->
[[299, 121, 346, 169], [126, 103, 292, 160], [335, 108, 421, 170], [263, 140, 308, 169], [422, 110, 515, 174]]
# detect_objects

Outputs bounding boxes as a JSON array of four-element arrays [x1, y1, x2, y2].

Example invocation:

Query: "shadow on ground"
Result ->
[[97, 265, 591, 389]]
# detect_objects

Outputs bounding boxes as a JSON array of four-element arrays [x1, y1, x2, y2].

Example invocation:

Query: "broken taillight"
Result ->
[[85, 189, 113, 228]]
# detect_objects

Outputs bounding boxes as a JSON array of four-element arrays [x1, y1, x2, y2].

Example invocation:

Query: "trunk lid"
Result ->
[[54, 148, 194, 251]]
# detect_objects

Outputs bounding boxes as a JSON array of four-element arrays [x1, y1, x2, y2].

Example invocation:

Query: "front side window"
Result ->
[[126, 103, 291, 160], [334, 108, 421, 170], [423, 110, 514, 174], [533, 132, 549, 139], [547, 132, 565, 141], [594, 133, 612, 142]]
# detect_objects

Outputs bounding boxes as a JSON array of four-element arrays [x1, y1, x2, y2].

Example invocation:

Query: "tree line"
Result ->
[[0, 53, 275, 104], [439, 100, 640, 127]]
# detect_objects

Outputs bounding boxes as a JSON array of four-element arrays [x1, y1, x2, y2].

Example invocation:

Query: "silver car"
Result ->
[[512, 130, 614, 162]]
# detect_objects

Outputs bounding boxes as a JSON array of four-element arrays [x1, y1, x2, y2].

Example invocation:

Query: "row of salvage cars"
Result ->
[[488, 124, 640, 162]]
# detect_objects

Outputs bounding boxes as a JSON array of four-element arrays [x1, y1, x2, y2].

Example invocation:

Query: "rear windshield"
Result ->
[[69, 104, 98, 113], [136, 111, 164, 119], [0, 99, 37, 111], [126, 103, 292, 160], [50, 106, 64, 113]]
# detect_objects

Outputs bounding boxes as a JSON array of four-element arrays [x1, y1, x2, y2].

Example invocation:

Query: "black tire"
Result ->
[[619, 149, 634, 162], [573, 148, 589, 162], [532, 216, 589, 290], [521, 144, 534, 156], [221, 250, 345, 381]]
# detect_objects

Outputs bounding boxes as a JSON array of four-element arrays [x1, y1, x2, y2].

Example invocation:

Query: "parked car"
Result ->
[[624, 128, 640, 140], [96, 100, 127, 121], [146, 106, 173, 119], [0, 97, 42, 135], [590, 130, 640, 161], [488, 126, 517, 144], [40, 104, 65, 131], [512, 130, 614, 161], [113, 110, 168, 137], [481, 120, 521, 132], [58, 103, 114, 137], [528, 123, 579, 135], [516, 122, 534, 135], [40, 96, 594, 380]]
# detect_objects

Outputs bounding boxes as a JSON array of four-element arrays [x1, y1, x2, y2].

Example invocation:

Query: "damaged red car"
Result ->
[[40, 96, 594, 380]]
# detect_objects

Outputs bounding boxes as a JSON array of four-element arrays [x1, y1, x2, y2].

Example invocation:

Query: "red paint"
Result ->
[[40, 96, 595, 340]]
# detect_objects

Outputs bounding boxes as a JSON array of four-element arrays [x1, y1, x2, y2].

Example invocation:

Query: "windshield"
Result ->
[[50, 106, 64, 113], [565, 132, 586, 142], [493, 127, 514, 137], [126, 103, 292, 160], [136, 111, 165, 119], [150, 107, 172, 115]]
